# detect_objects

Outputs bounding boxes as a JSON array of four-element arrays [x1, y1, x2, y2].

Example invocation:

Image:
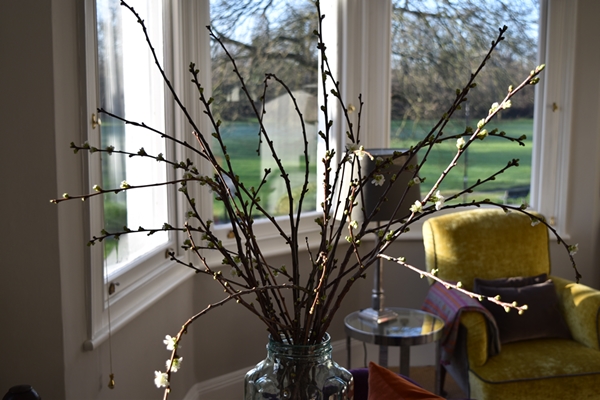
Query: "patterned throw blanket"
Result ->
[[422, 282, 501, 364]]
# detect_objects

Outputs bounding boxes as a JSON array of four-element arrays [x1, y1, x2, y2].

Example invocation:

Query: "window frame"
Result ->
[[83, 0, 201, 350], [207, 0, 394, 246], [530, 0, 577, 238]]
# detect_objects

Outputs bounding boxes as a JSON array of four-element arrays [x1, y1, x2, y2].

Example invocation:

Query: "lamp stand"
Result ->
[[354, 149, 419, 325], [358, 223, 398, 324]]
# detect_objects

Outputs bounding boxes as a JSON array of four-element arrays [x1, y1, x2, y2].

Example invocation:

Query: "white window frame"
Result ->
[[208, 0, 395, 249], [357, 0, 576, 239], [206, 1, 338, 252], [357, 0, 576, 240], [530, 0, 577, 238], [83, 0, 576, 348], [83, 0, 204, 350]]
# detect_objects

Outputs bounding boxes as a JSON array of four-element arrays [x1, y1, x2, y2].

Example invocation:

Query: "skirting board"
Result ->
[[183, 338, 437, 400]]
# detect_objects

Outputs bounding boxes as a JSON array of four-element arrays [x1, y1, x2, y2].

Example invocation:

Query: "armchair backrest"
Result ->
[[422, 208, 550, 290]]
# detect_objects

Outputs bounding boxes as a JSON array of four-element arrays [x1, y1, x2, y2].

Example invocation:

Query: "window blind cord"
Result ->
[[105, 255, 116, 389]]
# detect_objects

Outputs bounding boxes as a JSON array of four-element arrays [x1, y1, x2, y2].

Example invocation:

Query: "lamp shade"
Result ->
[[355, 149, 420, 223]]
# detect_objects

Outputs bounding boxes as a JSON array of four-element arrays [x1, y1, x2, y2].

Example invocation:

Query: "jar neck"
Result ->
[[267, 333, 332, 360]]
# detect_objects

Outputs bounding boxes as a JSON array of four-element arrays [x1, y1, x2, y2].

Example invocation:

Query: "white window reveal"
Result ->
[[84, 0, 194, 349]]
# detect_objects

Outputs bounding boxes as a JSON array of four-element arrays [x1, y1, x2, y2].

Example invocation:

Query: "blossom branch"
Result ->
[[51, 177, 199, 204], [157, 284, 303, 400], [378, 254, 529, 314], [420, 65, 545, 208], [97, 107, 205, 159]]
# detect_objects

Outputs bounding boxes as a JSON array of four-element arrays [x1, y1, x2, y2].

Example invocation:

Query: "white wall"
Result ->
[[0, 1, 599, 399], [564, 0, 600, 286], [0, 1, 66, 397]]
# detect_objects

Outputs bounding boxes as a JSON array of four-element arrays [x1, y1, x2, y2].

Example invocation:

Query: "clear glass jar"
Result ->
[[244, 333, 354, 399]]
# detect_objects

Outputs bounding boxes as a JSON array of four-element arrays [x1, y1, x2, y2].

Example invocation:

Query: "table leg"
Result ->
[[346, 335, 352, 368], [435, 340, 443, 395], [378, 345, 388, 368], [399, 344, 410, 377]]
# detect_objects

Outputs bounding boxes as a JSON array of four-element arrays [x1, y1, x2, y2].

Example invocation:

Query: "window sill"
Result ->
[[212, 211, 427, 264]]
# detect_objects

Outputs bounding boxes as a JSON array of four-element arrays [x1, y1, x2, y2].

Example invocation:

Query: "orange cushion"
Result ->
[[367, 362, 444, 400]]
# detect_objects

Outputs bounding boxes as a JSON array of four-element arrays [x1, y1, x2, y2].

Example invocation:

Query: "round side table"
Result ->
[[344, 307, 444, 379]]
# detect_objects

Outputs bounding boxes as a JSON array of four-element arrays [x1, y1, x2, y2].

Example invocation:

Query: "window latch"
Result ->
[[108, 282, 120, 295]]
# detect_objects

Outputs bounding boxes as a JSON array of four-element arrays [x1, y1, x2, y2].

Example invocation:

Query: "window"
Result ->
[[84, 0, 196, 349], [530, 0, 577, 235], [96, 0, 172, 278], [82, 0, 575, 347], [389, 0, 539, 205], [209, 0, 319, 224]]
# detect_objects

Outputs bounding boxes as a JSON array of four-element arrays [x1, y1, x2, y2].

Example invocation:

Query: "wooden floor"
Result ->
[[408, 365, 466, 399]]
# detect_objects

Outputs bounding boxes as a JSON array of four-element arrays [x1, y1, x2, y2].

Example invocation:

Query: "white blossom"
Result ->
[[346, 144, 371, 161], [434, 190, 445, 210], [349, 220, 358, 230], [410, 200, 423, 213], [154, 371, 169, 388], [163, 335, 178, 351], [120, 180, 131, 189], [166, 357, 183, 373], [489, 102, 499, 114], [456, 137, 466, 149], [502, 100, 512, 109], [371, 174, 384, 186], [568, 243, 579, 256]]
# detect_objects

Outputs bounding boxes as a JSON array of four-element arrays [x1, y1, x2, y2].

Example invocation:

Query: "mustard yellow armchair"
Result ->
[[422, 208, 600, 400]]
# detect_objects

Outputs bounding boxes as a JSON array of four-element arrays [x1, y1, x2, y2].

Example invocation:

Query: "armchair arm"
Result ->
[[552, 275, 600, 350], [460, 311, 490, 367]]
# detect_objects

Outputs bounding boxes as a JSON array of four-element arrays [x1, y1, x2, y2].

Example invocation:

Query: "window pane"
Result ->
[[210, 0, 318, 224], [97, 0, 169, 277], [390, 0, 538, 204]]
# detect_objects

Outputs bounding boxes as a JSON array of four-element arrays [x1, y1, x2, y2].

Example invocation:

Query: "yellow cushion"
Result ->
[[470, 372, 600, 400], [423, 209, 549, 291], [469, 339, 600, 399]]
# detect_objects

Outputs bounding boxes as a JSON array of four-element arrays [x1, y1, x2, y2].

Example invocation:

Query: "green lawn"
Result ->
[[213, 120, 318, 221], [100, 116, 533, 236], [212, 120, 265, 191], [211, 118, 533, 219], [391, 118, 533, 203]]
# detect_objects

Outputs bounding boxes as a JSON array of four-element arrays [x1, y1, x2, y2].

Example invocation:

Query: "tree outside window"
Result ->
[[389, 0, 539, 204], [209, 0, 318, 223]]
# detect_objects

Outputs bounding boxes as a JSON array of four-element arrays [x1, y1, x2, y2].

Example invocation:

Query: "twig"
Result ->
[[379, 254, 529, 314]]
